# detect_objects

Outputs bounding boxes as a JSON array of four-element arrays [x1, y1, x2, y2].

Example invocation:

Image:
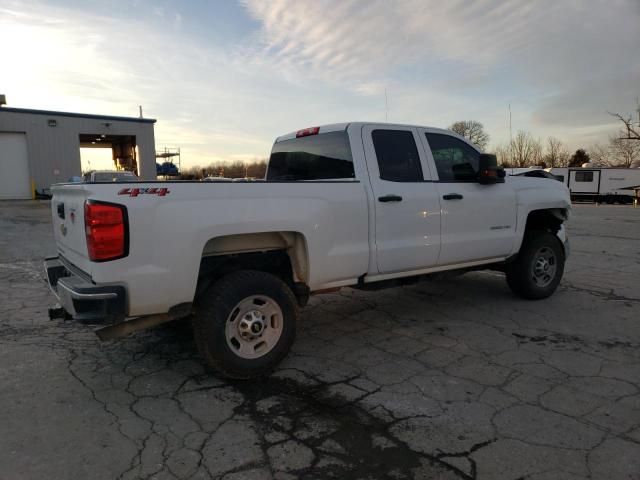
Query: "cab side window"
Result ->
[[425, 133, 480, 182], [372, 130, 423, 182]]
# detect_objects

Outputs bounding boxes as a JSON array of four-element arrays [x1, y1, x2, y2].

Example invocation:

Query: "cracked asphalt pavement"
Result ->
[[1, 200, 639, 480]]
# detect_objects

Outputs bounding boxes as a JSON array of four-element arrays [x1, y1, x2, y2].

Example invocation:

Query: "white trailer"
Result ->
[[548, 167, 640, 203]]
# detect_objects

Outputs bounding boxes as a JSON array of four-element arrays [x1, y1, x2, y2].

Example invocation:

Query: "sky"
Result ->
[[1, 0, 639, 168]]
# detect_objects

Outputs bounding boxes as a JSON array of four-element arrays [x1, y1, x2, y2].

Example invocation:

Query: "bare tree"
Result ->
[[590, 134, 640, 168], [589, 143, 610, 166], [510, 130, 542, 167], [494, 143, 512, 167], [544, 137, 570, 167], [180, 159, 268, 180], [609, 110, 640, 141], [531, 137, 544, 166], [448, 120, 490, 150], [608, 136, 640, 168]]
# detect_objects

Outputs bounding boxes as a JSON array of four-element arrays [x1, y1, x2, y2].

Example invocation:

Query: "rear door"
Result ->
[[420, 130, 517, 265], [568, 169, 600, 194], [362, 125, 441, 274]]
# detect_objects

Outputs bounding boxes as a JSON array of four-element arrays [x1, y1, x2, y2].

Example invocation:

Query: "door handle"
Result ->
[[443, 193, 464, 200], [378, 194, 403, 203]]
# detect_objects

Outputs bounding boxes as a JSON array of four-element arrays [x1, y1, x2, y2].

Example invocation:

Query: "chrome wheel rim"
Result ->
[[531, 246, 557, 288], [225, 295, 283, 359]]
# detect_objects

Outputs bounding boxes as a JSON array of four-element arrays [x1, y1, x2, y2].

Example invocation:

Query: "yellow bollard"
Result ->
[[31, 179, 36, 200]]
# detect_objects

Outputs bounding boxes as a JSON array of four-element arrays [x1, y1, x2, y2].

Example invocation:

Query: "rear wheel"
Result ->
[[506, 231, 565, 300], [193, 270, 298, 378]]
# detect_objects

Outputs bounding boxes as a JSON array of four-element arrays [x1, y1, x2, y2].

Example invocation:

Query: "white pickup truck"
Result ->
[[46, 122, 570, 378]]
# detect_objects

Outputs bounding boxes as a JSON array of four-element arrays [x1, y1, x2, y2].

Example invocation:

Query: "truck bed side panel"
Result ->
[[53, 182, 370, 316]]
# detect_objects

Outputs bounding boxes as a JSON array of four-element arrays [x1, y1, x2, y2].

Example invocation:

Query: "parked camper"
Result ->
[[549, 167, 640, 204]]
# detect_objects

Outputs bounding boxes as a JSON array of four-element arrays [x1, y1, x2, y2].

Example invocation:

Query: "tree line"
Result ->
[[179, 160, 268, 180], [449, 114, 640, 169]]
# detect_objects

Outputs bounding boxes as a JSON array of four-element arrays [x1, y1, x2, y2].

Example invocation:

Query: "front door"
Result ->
[[362, 125, 441, 274], [420, 130, 517, 266]]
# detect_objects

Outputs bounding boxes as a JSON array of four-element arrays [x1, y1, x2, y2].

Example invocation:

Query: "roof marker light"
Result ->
[[296, 126, 320, 138]]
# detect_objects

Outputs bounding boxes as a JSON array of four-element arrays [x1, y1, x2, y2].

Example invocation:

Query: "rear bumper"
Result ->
[[44, 256, 126, 323]]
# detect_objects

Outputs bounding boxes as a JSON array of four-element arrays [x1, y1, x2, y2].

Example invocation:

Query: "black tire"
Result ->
[[506, 231, 565, 300], [193, 270, 298, 379]]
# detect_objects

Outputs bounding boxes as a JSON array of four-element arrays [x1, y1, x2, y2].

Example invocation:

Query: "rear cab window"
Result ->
[[267, 131, 355, 181]]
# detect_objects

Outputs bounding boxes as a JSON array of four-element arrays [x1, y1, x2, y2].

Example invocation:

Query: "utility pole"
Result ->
[[508, 103, 513, 164], [384, 88, 388, 122], [509, 103, 513, 144]]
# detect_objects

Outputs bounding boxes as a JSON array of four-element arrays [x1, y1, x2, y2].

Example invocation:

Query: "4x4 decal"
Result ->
[[117, 187, 170, 197]]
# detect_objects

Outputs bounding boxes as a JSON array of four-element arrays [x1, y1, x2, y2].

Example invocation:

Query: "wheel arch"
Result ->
[[195, 231, 310, 304], [524, 208, 568, 235], [513, 207, 569, 255]]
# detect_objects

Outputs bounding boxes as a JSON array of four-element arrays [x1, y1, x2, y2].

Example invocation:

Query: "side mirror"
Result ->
[[477, 154, 505, 184]]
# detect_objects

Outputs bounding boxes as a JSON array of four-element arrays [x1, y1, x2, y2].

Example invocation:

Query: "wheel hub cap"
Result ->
[[531, 247, 557, 288], [225, 295, 283, 360], [238, 310, 265, 339]]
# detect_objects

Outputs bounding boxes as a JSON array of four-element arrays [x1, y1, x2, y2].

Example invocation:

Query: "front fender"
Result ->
[[556, 223, 570, 258], [510, 177, 571, 255]]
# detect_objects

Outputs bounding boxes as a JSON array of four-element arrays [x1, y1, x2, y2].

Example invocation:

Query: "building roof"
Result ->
[[0, 106, 156, 124]]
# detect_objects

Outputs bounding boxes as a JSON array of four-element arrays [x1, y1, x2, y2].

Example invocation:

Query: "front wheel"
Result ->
[[193, 270, 299, 379], [506, 231, 565, 300]]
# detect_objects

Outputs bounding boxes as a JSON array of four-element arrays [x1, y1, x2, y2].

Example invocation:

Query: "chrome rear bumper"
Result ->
[[44, 256, 126, 323]]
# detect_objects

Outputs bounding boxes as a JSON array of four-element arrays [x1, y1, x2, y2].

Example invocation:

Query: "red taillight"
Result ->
[[84, 201, 127, 261], [296, 126, 320, 138]]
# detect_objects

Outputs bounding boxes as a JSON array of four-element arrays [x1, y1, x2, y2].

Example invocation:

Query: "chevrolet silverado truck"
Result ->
[[46, 122, 571, 378]]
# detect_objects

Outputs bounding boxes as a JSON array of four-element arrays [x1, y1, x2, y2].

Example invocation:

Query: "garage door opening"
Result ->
[[79, 134, 138, 175], [80, 147, 114, 174]]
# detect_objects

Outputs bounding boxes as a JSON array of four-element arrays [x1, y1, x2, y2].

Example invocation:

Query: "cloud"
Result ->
[[1, 0, 638, 165], [0, 1, 284, 163], [242, 0, 640, 146], [354, 82, 386, 96], [242, 0, 638, 83]]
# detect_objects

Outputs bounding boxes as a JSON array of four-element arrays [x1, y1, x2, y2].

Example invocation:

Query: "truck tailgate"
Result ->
[[50, 185, 93, 275]]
